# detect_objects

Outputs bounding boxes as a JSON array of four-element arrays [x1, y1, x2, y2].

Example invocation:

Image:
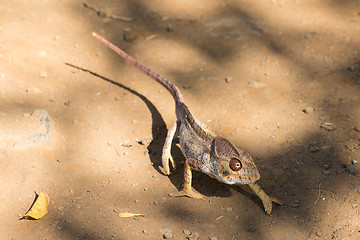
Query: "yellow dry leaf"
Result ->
[[118, 212, 144, 218], [23, 191, 49, 220]]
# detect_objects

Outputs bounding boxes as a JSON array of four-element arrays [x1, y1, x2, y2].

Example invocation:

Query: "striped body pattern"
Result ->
[[92, 32, 282, 215]]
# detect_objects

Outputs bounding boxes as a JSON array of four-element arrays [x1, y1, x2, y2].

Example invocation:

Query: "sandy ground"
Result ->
[[1, 0, 360, 239]]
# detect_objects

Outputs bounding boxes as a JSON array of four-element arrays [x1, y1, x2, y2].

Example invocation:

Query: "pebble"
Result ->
[[163, 231, 173, 239], [40, 71, 48, 78], [303, 107, 315, 114], [209, 237, 218, 240], [348, 64, 358, 72], [57, 206, 64, 211], [166, 23, 174, 32], [187, 232, 200, 239], [291, 203, 299, 208], [183, 229, 191, 235], [320, 122, 336, 131], [225, 207, 233, 212], [26, 87, 41, 94], [160, 228, 172, 239], [225, 77, 232, 83], [248, 80, 267, 88], [123, 31, 138, 42]]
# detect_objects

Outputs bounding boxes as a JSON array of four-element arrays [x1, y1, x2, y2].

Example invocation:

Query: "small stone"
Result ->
[[152, 173, 157, 178], [320, 122, 336, 131], [187, 232, 200, 240], [123, 31, 138, 42], [160, 228, 172, 239], [57, 206, 64, 211], [183, 84, 191, 89], [26, 87, 41, 94], [166, 23, 174, 32], [225, 207, 233, 212], [142, 229, 147, 234], [309, 146, 320, 152], [348, 64, 358, 72], [163, 231, 173, 239], [225, 77, 232, 83], [322, 170, 332, 175], [324, 164, 331, 170], [303, 107, 315, 114], [298, 220, 306, 225], [64, 100, 72, 106], [354, 126, 360, 132], [248, 80, 267, 88], [40, 71, 48, 78], [291, 203, 299, 208], [183, 229, 191, 235], [352, 159, 359, 165], [209, 237, 218, 240]]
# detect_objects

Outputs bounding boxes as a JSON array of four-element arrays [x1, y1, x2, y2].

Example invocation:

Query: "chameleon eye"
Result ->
[[229, 158, 242, 171]]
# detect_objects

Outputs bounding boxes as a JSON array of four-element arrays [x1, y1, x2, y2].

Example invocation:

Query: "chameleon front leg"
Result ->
[[169, 158, 203, 199], [162, 121, 178, 175], [248, 182, 283, 215]]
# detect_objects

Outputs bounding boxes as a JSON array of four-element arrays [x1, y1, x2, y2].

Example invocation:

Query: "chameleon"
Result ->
[[92, 32, 282, 215]]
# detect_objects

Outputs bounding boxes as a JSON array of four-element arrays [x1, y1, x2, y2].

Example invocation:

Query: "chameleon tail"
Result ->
[[92, 32, 184, 105]]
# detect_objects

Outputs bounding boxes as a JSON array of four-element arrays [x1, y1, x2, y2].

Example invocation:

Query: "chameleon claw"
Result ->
[[169, 188, 203, 199], [262, 196, 283, 215], [161, 155, 175, 175]]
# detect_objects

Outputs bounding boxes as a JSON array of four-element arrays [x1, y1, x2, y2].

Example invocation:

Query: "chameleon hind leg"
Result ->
[[248, 182, 283, 215], [162, 121, 178, 175], [169, 158, 203, 199]]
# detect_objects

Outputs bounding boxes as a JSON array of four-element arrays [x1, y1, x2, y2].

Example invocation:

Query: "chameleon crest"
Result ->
[[213, 137, 260, 184]]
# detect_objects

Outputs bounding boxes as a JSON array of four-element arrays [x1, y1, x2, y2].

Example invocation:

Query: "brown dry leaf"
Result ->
[[23, 191, 49, 220], [118, 212, 144, 218]]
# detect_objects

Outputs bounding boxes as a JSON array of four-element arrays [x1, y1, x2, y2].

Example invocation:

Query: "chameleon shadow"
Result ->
[[64, 62, 172, 175]]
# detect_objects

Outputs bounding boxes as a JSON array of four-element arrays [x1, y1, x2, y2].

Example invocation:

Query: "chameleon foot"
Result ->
[[248, 182, 283, 215], [262, 195, 283, 215], [169, 188, 203, 199]]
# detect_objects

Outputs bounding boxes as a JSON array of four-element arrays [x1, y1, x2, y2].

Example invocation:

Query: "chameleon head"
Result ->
[[212, 137, 260, 185]]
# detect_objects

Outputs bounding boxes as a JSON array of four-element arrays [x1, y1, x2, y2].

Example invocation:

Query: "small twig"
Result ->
[[146, 34, 157, 41], [313, 183, 321, 207], [83, 1, 133, 21], [216, 215, 224, 220]]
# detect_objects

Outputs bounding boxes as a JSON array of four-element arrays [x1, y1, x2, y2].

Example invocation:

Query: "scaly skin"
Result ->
[[92, 32, 282, 215]]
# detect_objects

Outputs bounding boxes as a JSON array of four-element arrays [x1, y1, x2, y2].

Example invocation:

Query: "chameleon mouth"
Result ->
[[221, 174, 259, 185]]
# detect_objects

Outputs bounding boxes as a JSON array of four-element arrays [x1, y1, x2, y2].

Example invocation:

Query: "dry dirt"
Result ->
[[1, 0, 360, 239]]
